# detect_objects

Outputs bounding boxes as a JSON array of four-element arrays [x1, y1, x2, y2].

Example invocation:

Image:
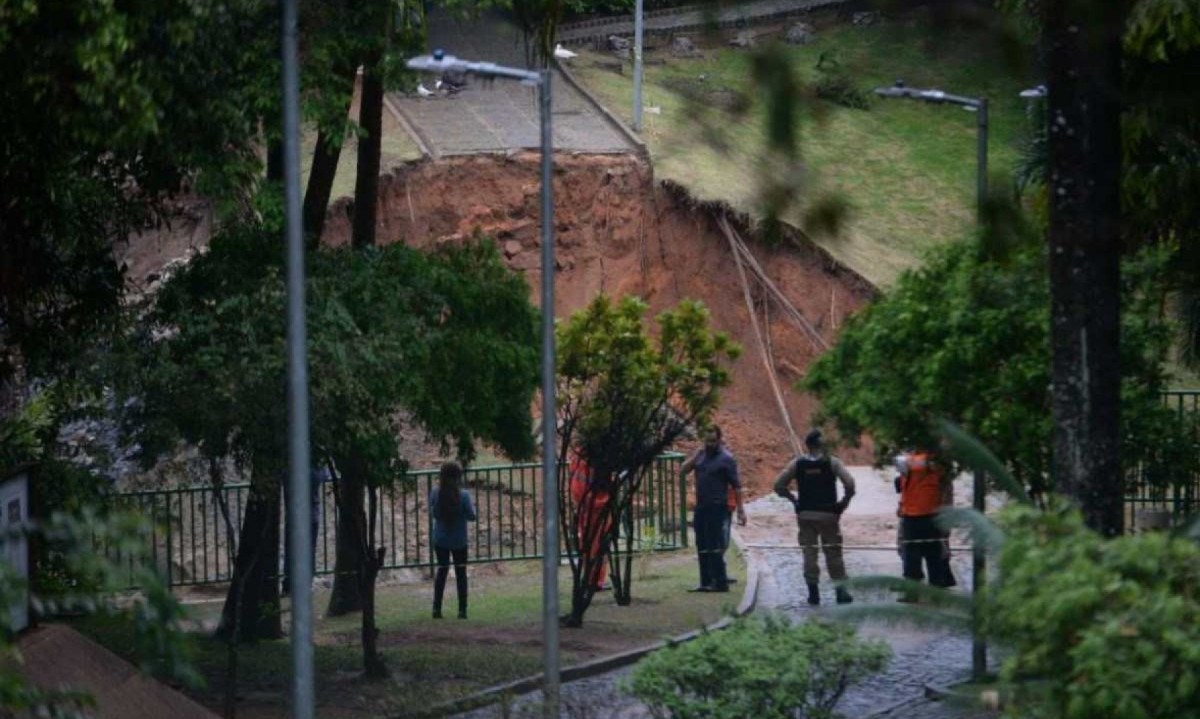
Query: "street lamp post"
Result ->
[[407, 51, 559, 718], [874, 80, 989, 682], [633, 0, 644, 131], [281, 0, 314, 716]]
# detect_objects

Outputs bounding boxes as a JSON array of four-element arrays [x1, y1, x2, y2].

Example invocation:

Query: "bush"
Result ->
[[987, 503, 1200, 719], [627, 615, 890, 719], [814, 73, 872, 110]]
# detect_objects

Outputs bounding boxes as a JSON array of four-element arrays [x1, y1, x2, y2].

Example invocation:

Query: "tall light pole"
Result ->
[[874, 80, 989, 682], [281, 0, 314, 716], [407, 51, 559, 717], [633, 0, 644, 131]]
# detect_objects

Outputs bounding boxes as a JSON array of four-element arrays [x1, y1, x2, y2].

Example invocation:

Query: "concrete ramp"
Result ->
[[18, 624, 218, 719]]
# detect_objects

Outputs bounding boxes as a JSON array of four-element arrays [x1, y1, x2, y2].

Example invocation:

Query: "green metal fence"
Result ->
[[1124, 390, 1200, 532], [107, 453, 687, 587]]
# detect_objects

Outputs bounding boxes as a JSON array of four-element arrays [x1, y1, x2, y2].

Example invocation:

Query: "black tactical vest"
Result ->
[[794, 457, 838, 512]]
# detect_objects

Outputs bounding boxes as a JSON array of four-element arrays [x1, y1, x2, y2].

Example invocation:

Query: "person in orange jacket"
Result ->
[[569, 451, 613, 591], [895, 451, 956, 594]]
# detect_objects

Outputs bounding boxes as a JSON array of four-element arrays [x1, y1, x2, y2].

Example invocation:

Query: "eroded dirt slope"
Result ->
[[323, 152, 875, 492]]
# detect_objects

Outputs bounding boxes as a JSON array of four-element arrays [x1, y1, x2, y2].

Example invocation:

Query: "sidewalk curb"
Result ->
[[412, 543, 760, 718], [383, 92, 438, 160], [552, 58, 649, 162]]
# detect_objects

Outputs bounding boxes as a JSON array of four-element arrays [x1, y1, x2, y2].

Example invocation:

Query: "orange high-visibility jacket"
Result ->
[[898, 452, 944, 517]]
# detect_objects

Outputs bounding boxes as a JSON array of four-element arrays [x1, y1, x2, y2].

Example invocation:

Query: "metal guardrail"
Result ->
[[105, 454, 687, 587], [1125, 390, 1200, 532]]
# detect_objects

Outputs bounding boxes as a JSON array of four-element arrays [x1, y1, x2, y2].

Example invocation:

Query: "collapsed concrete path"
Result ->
[[389, 10, 635, 157], [457, 467, 996, 718]]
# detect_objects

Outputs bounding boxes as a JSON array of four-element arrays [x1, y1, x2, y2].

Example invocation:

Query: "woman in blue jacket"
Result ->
[[430, 461, 476, 618]]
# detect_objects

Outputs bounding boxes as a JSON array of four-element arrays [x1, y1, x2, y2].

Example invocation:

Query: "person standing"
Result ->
[[896, 450, 956, 599], [679, 426, 746, 593], [568, 450, 612, 592], [429, 461, 476, 619], [773, 429, 856, 606]]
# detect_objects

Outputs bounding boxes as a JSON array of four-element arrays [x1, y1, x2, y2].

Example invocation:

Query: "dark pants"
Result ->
[[721, 510, 732, 554], [694, 505, 729, 589], [434, 546, 469, 613], [901, 515, 956, 588]]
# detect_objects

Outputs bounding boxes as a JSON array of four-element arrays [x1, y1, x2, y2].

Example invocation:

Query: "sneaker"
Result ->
[[806, 582, 820, 606], [836, 587, 854, 605]]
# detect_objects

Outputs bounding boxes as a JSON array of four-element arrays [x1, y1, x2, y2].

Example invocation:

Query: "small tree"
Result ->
[[556, 296, 740, 626], [118, 219, 538, 679], [627, 615, 890, 719], [803, 231, 1196, 500]]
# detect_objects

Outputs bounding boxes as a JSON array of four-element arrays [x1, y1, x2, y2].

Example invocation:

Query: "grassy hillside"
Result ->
[[572, 11, 1036, 287]]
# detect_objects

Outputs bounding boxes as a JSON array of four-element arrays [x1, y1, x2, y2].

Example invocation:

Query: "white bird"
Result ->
[[417, 82, 434, 98], [553, 43, 578, 60]]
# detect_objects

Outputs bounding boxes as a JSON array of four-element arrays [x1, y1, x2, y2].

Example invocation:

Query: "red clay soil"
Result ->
[[321, 152, 876, 493]]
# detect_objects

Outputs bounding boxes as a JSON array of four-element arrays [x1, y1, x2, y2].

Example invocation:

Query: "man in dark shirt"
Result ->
[[680, 425, 746, 592]]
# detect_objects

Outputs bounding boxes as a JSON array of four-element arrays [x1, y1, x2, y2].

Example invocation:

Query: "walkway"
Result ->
[[457, 468, 997, 718], [389, 11, 635, 157], [557, 0, 848, 44]]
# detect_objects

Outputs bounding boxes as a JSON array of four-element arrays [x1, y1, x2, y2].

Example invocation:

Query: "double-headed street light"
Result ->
[[874, 79, 989, 682], [407, 50, 560, 718]]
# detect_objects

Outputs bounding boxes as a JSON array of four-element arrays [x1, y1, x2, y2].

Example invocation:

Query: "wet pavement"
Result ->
[[457, 468, 997, 718], [390, 10, 635, 157]]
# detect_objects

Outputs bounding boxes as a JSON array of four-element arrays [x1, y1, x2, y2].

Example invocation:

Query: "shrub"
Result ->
[[627, 615, 890, 719], [987, 503, 1200, 719], [814, 73, 872, 110]]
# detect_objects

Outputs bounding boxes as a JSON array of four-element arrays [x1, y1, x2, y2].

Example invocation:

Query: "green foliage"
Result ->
[[0, 391, 54, 473], [557, 295, 740, 487], [986, 502, 1200, 719], [119, 218, 538, 479], [803, 227, 1197, 496], [627, 615, 890, 719], [556, 295, 739, 619], [0, 0, 274, 382]]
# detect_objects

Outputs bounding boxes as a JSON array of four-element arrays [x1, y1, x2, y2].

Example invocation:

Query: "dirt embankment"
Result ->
[[323, 152, 875, 493]]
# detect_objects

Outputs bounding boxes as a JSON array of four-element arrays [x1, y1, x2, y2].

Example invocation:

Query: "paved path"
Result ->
[[458, 468, 996, 718], [558, 0, 847, 43], [390, 11, 634, 157]]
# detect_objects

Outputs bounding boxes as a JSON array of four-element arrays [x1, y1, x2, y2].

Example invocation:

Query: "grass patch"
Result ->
[[71, 545, 745, 717], [299, 89, 422, 208], [572, 11, 1034, 287]]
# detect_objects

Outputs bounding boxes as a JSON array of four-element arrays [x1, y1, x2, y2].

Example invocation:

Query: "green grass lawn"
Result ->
[[572, 11, 1035, 287], [72, 546, 745, 717]]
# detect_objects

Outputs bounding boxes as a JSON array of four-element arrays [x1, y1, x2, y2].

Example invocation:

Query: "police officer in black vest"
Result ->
[[773, 429, 856, 606]]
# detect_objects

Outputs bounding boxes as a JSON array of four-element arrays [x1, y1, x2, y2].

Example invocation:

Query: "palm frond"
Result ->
[[937, 420, 1031, 504]]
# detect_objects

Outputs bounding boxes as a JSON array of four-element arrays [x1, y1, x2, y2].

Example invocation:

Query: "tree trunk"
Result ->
[[361, 484, 388, 678], [217, 474, 283, 641], [327, 456, 366, 616], [266, 139, 284, 184], [303, 65, 358, 248], [1043, 0, 1127, 536], [351, 57, 384, 250]]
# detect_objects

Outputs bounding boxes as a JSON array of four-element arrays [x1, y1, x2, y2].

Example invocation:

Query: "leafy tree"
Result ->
[[804, 231, 1196, 499], [627, 615, 890, 719], [0, 0, 272, 385], [117, 217, 538, 676], [555, 295, 740, 626]]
